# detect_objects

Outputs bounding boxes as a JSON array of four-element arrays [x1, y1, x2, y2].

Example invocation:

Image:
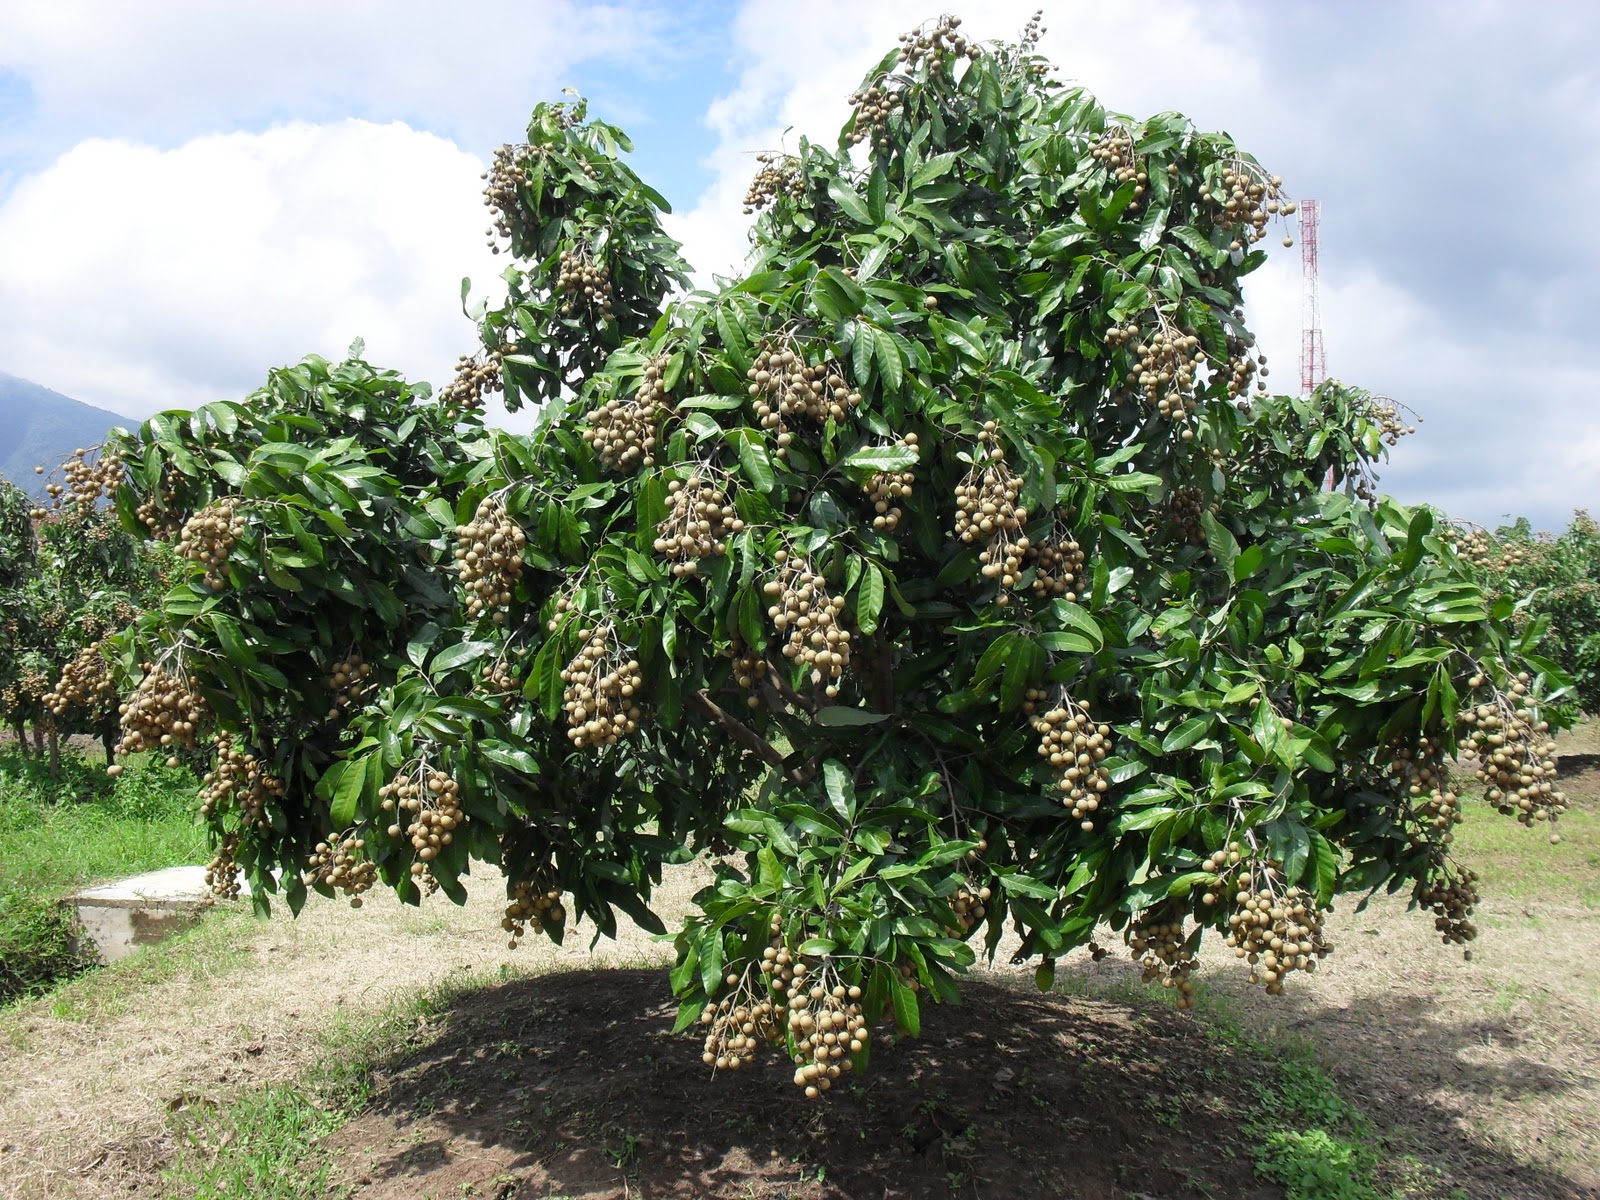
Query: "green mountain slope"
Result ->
[[0, 373, 133, 496]]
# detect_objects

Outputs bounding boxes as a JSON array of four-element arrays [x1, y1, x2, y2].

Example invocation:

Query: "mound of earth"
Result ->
[[328, 967, 1282, 1200]]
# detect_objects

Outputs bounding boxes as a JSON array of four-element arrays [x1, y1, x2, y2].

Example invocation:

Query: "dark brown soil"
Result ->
[[329, 968, 1284, 1200]]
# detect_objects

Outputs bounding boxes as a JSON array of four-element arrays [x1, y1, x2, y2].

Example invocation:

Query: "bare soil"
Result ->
[[326, 967, 1284, 1200], [1, 764, 1596, 1200]]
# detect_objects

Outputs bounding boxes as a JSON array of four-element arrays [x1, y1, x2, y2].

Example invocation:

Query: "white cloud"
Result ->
[[666, 1, 1265, 284], [0, 1, 664, 154], [0, 120, 503, 419], [665, 0, 1600, 534]]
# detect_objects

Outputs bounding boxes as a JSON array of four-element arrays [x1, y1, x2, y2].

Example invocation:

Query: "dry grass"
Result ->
[[0, 860, 711, 1200], [1, 757, 1595, 1199], [1050, 762, 1600, 1195]]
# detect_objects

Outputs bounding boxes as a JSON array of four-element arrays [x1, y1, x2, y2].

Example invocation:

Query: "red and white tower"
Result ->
[[1299, 198, 1326, 395]]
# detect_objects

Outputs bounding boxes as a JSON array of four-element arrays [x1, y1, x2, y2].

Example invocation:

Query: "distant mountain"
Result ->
[[0, 373, 134, 496]]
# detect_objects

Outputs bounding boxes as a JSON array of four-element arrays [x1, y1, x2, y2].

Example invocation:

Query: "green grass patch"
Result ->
[[161, 966, 517, 1200], [0, 749, 206, 1004], [1247, 1053, 1385, 1200], [1451, 791, 1600, 909]]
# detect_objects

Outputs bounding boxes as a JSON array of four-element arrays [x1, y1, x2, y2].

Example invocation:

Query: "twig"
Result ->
[[687, 690, 785, 769]]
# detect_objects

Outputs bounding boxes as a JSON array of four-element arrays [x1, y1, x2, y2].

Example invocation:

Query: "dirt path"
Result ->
[[0, 862, 708, 1200], [1, 773, 1597, 1199]]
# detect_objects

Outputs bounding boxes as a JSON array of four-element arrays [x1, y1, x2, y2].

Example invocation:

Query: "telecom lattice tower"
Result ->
[[1299, 198, 1326, 395]]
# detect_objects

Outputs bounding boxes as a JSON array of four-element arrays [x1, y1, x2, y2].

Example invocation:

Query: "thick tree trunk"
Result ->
[[47, 725, 60, 779], [102, 727, 117, 766], [32, 721, 45, 758], [9, 720, 27, 756]]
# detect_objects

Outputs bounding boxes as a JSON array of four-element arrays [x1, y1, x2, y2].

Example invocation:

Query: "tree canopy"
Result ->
[[91, 15, 1568, 1096]]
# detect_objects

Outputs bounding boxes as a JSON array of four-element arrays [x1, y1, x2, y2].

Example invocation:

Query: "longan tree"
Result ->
[[105, 15, 1568, 1097], [1451, 512, 1599, 716]]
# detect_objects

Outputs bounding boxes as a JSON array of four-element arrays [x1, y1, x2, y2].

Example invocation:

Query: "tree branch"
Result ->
[[687, 689, 786, 770]]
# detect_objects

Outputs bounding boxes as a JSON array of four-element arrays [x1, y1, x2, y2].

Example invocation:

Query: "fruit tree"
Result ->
[[98, 14, 1568, 1097], [1450, 511, 1599, 717]]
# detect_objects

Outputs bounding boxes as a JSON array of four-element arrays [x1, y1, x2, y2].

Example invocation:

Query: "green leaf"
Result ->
[[672, 998, 707, 1033], [1161, 716, 1212, 752], [733, 431, 776, 494], [855, 562, 885, 635], [827, 177, 872, 224], [1048, 600, 1104, 651], [873, 327, 904, 393], [822, 759, 856, 821], [327, 758, 368, 828], [815, 706, 889, 727], [1201, 511, 1239, 574], [839, 445, 919, 475], [430, 640, 495, 673], [889, 973, 921, 1037], [1232, 543, 1264, 583]]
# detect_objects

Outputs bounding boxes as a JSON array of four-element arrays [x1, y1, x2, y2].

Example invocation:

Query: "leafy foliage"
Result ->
[[103, 17, 1569, 1094], [1453, 511, 1599, 716]]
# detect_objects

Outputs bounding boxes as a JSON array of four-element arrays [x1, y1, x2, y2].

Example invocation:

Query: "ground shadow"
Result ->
[[326, 964, 1597, 1200], [330, 967, 1283, 1200], [1062, 954, 1600, 1200]]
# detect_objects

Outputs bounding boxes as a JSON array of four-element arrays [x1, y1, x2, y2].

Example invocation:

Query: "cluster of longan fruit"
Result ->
[[896, 14, 978, 68], [1386, 735, 1461, 840], [1128, 908, 1198, 1009], [748, 344, 859, 456], [1107, 322, 1204, 427], [846, 82, 901, 148], [114, 662, 205, 761], [1220, 335, 1267, 401], [557, 249, 613, 319], [1416, 865, 1480, 947], [723, 638, 769, 709], [1362, 395, 1417, 446], [956, 424, 1030, 603], [864, 433, 918, 532], [325, 648, 373, 720], [944, 882, 991, 936], [503, 879, 565, 948], [1164, 486, 1214, 545], [199, 732, 285, 827], [1033, 697, 1113, 830], [1445, 526, 1499, 569], [561, 624, 643, 748], [44, 641, 116, 719], [1025, 533, 1085, 600], [1459, 673, 1566, 833], [483, 658, 517, 694], [743, 153, 805, 214], [32, 447, 126, 520], [481, 142, 533, 251], [454, 498, 526, 622], [303, 832, 377, 907], [583, 356, 666, 471], [135, 468, 185, 539], [654, 474, 745, 576], [0, 675, 47, 717], [783, 963, 867, 1098], [764, 550, 851, 692], [204, 832, 242, 903], [177, 499, 243, 589], [439, 348, 504, 413], [701, 965, 783, 1073], [381, 763, 461, 876], [1199, 162, 1296, 248], [1207, 856, 1330, 995], [1020, 8, 1047, 48]]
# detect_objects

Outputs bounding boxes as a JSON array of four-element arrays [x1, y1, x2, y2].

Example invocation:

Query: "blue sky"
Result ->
[[0, 1, 1596, 534]]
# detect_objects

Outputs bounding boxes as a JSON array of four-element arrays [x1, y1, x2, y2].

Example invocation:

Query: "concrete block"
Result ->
[[69, 865, 248, 963]]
